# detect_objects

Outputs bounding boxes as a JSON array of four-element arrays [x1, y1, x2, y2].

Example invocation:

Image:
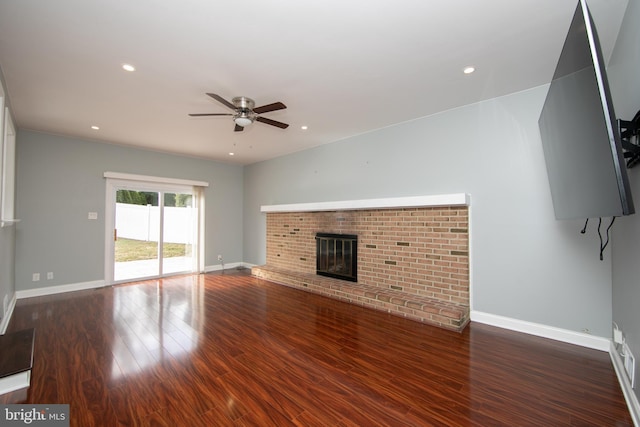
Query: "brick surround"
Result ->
[[252, 206, 470, 331]]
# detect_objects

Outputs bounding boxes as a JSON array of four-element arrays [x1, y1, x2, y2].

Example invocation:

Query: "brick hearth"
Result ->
[[252, 205, 470, 331]]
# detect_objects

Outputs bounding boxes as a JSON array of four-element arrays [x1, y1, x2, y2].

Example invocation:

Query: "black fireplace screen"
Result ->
[[315, 233, 357, 282]]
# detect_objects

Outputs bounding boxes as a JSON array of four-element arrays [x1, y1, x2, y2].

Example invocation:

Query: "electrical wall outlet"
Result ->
[[218, 254, 223, 261], [614, 328, 624, 344], [32, 273, 40, 282], [623, 342, 636, 388], [47, 272, 54, 280]]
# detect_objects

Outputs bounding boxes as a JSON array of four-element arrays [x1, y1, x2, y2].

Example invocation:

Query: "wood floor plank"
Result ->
[[2, 270, 633, 426]]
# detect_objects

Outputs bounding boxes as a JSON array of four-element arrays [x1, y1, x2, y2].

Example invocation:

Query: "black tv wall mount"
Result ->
[[619, 109, 640, 168]]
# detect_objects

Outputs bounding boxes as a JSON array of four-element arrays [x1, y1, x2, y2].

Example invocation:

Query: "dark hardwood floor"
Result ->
[[1, 269, 632, 426]]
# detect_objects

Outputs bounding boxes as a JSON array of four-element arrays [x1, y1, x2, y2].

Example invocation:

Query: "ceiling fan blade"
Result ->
[[188, 113, 233, 117], [256, 116, 289, 129], [253, 102, 287, 114], [234, 124, 244, 132], [206, 93, 236, 110]]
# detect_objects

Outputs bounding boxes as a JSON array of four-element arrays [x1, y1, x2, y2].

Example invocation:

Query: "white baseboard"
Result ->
[[610, 341, 640, 426], [0, 370, 30, 396], [471, 311, 610, 352], [14, 264, 257, 301], [0, 293, 16, 334], [204, 262, 249, 272], [16, 280, 105, 300]]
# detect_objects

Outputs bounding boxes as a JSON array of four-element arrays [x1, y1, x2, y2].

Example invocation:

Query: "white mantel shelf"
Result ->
[[261, 193, 470, 213]]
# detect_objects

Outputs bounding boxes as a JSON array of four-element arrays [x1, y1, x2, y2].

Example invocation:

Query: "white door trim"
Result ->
[[104, 171, 209, 188]]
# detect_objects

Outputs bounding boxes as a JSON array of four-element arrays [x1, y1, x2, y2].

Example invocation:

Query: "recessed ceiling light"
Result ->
[[122, 63, 136, 72], [463, 66, 475, 74], [229, 152, 235, 156], [91, 125, 100, 130], [301, 125, 308, 130]]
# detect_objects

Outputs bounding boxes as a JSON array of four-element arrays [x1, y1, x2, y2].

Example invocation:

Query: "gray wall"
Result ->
[[15, 131, 244, 291], [607, 0, 640, 402], [244, 85, 614, 337]]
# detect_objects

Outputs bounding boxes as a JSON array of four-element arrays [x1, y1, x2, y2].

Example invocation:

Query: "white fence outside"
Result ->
[[115, 203, 195, 244]]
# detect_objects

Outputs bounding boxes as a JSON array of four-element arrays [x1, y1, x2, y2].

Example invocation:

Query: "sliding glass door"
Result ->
[[105, 175, 204, 284], [113, 189, 161, 281], [162, 191, 197, 275]]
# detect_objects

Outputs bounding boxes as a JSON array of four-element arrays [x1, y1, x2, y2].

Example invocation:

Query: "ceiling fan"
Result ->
[[189, 93, 289, 132]]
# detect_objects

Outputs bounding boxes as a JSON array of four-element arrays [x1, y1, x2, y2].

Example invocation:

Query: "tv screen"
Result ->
[[538, 0, 634, 220]]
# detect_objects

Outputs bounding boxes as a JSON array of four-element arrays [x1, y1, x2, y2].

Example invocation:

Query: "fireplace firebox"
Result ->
[[315, 233, 357, 282]]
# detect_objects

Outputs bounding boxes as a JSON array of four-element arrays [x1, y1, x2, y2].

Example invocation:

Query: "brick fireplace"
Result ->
[[252, 195, 470, 331]]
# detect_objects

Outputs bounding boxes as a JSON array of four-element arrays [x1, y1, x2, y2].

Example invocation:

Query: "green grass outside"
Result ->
[[115, 238, 192, 262]]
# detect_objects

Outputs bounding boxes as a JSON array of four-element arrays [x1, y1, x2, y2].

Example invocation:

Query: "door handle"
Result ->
[[114, 229, 117, 242]]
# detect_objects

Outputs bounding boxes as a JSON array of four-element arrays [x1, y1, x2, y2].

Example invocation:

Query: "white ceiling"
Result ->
[[0, 0, 629, 165]]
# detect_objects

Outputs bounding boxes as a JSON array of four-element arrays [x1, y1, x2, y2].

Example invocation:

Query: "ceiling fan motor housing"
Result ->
[[232, 96, 255, 110], [232, 97, 256, 126]]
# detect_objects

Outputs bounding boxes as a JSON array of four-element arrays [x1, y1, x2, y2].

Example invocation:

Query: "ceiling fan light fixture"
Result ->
[[234, 108, 255, 127], [234, 115, 253, 127]]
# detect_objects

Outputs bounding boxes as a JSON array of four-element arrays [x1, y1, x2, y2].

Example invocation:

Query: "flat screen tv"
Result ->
[[538, 0, 635, 220]]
